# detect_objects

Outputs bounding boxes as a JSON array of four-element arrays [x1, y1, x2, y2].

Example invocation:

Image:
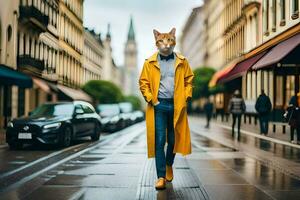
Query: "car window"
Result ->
[[81, 104, 94, 114], [31, 104, 74, 117], [97, 104, 120, 117]]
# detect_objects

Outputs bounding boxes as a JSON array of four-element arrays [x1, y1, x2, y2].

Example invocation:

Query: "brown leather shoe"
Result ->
[[166, 165, 173, 182], [155, 177, 166, 190]]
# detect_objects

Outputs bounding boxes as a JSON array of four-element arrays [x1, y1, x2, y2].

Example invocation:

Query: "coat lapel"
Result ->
[[148, 52, 159, 69]]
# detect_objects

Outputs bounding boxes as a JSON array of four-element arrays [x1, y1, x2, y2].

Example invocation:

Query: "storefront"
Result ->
[[0, 64, 32, 129], [252, 33, 300, 121], [212, 32, 300, 125]]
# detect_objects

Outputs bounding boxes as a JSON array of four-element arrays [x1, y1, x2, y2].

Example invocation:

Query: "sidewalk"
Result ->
[[189, 116, 300, 178], [207, 114, 294, 144], [0, 129, 7, 149]]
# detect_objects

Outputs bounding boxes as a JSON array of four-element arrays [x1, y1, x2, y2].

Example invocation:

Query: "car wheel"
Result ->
[[8, 142, 23, 150], [91, 123, 100, 141], [60, 126, 72, 147]]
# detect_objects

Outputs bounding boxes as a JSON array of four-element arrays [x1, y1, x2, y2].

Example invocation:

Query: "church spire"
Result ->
[[106, 23, 111, 41], [127, 16, 135, 41]]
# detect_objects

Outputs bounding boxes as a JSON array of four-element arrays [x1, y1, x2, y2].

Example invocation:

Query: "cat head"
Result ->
[[153, 28, 176, 56]]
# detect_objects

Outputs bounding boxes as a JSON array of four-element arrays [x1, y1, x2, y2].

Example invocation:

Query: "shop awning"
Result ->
[[57, 84, 92, 102], [252, 33, 300, 70], [0, 64, 32, 88], [32, 77, 51, 93], [218, 51, 267, 83], [209, 63, 237, 88]]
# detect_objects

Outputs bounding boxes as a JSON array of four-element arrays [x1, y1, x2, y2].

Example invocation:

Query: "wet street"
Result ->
[[0, 118, 300, 200]]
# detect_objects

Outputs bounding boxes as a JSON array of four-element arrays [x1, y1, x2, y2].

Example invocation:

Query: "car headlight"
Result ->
[[7, 121, 14, 128], [43, 122, 61, 129]]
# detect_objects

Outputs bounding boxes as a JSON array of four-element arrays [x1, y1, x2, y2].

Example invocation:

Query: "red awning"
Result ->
[[252, 33, 300, 70], [209, 63, 237, 87], [218, 51, 267, 83]]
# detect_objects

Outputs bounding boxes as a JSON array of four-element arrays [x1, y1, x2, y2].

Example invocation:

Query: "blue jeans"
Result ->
[[154, 99, 176, 178], [259, 114, 269, 134]]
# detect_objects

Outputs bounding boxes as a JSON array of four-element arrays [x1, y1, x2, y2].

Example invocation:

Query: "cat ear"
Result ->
[[169, 28, 176, 37], [153, 29, 160, 39]]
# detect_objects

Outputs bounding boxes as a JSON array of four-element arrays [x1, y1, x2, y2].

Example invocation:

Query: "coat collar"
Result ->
[[148, 51, 185, 69]]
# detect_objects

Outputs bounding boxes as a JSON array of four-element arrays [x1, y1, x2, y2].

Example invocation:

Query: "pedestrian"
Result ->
[[284, 92, 300, 144], [139, 28, 194, 190], [228, 90, 246, 140], [204, 96, 214, 128], [255, 90, 272, 135]]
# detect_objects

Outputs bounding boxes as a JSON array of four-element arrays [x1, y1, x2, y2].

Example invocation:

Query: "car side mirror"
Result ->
[[75, 108, 84, 115]]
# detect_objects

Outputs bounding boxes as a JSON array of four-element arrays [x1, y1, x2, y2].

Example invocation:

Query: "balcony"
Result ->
[[18, 55, 45, 75], [19, 6, 49, 33]]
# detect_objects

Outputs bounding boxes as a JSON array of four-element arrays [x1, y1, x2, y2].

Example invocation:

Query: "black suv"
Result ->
[[6, 101, 102, 149]]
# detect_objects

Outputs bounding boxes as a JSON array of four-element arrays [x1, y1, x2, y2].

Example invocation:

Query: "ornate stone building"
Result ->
[[180, 6, 206, 69], [17, 0, 60, 116], [83, 28, 103, 83], [0, 0, 98, 143], [0, 0, 23, 134], [57, 0, 84, 88]]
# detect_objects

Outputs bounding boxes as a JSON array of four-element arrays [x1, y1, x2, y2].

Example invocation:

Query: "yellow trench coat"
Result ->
[[139, 52, 194, 158]]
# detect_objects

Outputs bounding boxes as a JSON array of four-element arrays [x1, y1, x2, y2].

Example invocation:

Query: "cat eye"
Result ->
[[158, 40, 163, 43]]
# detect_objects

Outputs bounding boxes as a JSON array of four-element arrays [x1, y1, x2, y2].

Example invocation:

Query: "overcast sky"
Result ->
[[84, 0, 203, 70]]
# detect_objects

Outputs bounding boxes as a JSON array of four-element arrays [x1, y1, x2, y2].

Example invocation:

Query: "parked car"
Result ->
[[132, 110, 145, 123], [97, 104, 123, 132], [118, 102, 134, 127], [6, 101, 102, 149]]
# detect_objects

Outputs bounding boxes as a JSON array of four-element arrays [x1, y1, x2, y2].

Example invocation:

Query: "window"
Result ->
[[263, 0, 270, 35], [18, 88, 25, 117], [292, 0, 299, 19], [81, 104, 94, 114], [275, 76, 283, 106], [272, 0, 276, 31], [280, 0, 286, 23], [285, 76, 295, 107]]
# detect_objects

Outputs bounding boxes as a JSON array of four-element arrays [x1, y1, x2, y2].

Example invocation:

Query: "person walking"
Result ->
[[284, 92, 300, 144], [204, 96, 214, 128], [255, 90, 272, 135], [139, 28, 194, 190], [228, 90, 246, 140]]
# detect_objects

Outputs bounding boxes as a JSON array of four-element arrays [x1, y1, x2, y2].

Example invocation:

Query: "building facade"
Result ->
[[242, 0, 299, 121], [0, 0, 113, 143], [203, 0, 225, 70], [0, 0, 21, 134], [180, 6, 206, 69], [17, 0, 60, 116], [183, 0, 299, 131], [57, 0, 84, 88], [83, 28, 103, 83]]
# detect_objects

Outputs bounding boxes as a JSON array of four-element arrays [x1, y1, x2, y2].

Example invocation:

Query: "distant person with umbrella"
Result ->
[[255, 90, 272, 135]]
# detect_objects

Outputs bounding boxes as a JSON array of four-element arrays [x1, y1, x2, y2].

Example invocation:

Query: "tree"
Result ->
[[124, 95, 142, 110], [192, 67, 216, 100], [82, 80, 124, 104]]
